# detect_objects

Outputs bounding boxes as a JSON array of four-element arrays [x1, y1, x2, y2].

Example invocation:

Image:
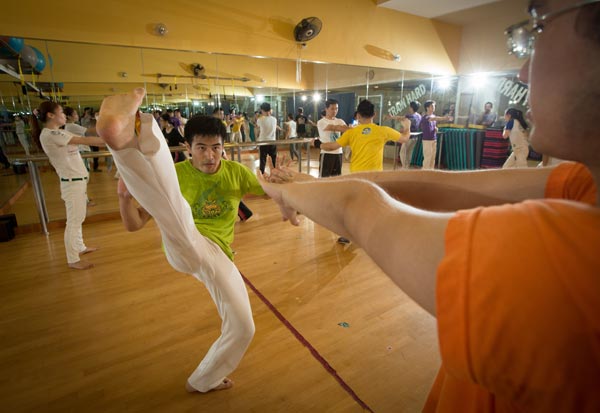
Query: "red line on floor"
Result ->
[[240, 272, 374, 413]]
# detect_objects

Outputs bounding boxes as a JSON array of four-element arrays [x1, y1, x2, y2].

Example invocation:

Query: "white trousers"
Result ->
[[108, 114, 254, 392], [17, 132, 30, 156], [231, 131, 242, 143], [60, 180, 88, 263], [422, 140, 437, 170], [399, 139, 416, 168], [503, 145, 529, 168]]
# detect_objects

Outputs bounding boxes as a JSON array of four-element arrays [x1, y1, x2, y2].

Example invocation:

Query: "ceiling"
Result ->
[[376, 0, 502, 19], [1, 0, 528, 111]]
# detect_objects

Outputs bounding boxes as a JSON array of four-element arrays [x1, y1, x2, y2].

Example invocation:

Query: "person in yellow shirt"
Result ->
[[319, 100, 409, 172]]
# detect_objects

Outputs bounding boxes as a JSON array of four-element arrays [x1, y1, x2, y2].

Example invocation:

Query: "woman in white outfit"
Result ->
[[502, 108, 530, 168], [33, 102, 105, 270]]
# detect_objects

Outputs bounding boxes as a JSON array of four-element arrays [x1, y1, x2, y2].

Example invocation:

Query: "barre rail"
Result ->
[[14, 138, 314, 234]]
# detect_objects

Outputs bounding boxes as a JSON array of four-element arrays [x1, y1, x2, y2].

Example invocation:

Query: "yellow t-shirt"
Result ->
[[232, 117, 243, 133], [336, 123, 400, 172]]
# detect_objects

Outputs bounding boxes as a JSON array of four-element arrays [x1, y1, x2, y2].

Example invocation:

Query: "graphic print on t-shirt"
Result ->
[[190, 181, 233, 219]]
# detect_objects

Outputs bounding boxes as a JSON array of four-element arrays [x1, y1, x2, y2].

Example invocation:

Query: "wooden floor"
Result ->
[[0, 147, 439, 413]]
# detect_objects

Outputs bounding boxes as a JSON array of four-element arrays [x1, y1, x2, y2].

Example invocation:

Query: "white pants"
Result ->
[[422, 140, 437, 170], [503, 145, 529, 168], [231, 130, 242, 143], [60, 180, 88, 263], [17, 132, 30, 156], [399, 139, 416, 168], [108, 113, 254, 392]]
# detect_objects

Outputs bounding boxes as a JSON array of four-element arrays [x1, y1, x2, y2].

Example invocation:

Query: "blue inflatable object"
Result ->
[[31, 46, 46, 72], [0, 36, 25, 53]]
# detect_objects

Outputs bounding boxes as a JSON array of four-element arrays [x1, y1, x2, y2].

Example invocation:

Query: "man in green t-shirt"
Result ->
[[110, 101, 263, 394]]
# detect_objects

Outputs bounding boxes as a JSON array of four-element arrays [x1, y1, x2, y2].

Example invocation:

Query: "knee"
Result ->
[[235, 317, 255, 344]]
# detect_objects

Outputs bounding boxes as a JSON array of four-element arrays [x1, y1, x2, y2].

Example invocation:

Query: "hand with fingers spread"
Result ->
[[256, 168, 301, 225], [264, 154, 316, 184]]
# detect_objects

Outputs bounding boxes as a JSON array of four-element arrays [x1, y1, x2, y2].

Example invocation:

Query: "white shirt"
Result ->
[[65, 122, 91, 152], [317, 117, 347, 154], [506, 119, 528, 148], [256, 115, 277, 142], [40, 128, 89, 179], [285, 120, 297, 138]]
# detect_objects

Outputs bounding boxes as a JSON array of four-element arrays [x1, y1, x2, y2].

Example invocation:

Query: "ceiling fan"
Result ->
[[142, 63, 250, 82]]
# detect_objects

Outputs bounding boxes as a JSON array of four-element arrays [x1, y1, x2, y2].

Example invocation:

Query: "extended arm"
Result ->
[[323, 124, 350, 133], [271, 165, 555, 211], [259, 176, 448, 316], [320, 141, 342, 151], [68, 135, 106, 146], [339, 167, 555, 211], [117, 178, 152, 231]]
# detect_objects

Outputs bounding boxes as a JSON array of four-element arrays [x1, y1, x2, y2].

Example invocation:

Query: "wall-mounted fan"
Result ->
[[294, 17, 322, 43]]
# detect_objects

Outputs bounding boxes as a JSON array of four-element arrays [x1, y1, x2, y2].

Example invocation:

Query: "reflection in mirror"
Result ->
[[2, 36, 472, 231]]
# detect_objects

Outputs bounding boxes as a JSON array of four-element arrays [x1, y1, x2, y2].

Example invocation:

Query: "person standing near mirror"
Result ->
[[385, 100, 422, 169], [476, 102, 498, 127], [420, 100, 452, 170], [32, 102, 106, 270], [502, 108, 530, 168], [256, 102, 278, 174]]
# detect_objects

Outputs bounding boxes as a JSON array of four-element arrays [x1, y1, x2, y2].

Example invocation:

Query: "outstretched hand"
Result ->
[[263, 154, 316, 184], [257, 167, 300, 226]]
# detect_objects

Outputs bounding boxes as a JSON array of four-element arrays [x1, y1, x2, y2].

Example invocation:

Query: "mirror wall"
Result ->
[[0, 37, 525, 227]]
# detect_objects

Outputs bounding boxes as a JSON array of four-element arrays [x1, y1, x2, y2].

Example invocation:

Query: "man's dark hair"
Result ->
[[485, 102, 493, 108], [212, 107, 223, 114], [324, 99, 338, 108], [184, 115, 227, 144], [297, 107, 303, 113], [424, 100, 435, 110], [260, 102, 271, 112], [409, 101, 420, 113], [356, 100, 375, 118]]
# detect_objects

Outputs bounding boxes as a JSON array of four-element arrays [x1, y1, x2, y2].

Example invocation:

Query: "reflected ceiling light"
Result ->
[[437, 78, 452, 90], [470, 73, 488, 89], [301, 95, 307, 101], [313, 93, 321, 101], [256, 95, 265, 102]]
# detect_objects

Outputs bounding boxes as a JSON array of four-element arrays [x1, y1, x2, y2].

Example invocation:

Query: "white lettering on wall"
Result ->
[[497, 77, 529, 105], [389, 84, 427, 116]]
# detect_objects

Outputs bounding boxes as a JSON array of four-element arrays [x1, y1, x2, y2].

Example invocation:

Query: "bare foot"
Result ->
[[96, 88, 146, 150], [80, 247, 99, 255], [68, 260, 94, 270], [185, 378, 234, 393]]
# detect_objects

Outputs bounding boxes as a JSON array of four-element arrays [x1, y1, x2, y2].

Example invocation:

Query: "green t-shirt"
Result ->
[[175, 159, 264, 260]]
